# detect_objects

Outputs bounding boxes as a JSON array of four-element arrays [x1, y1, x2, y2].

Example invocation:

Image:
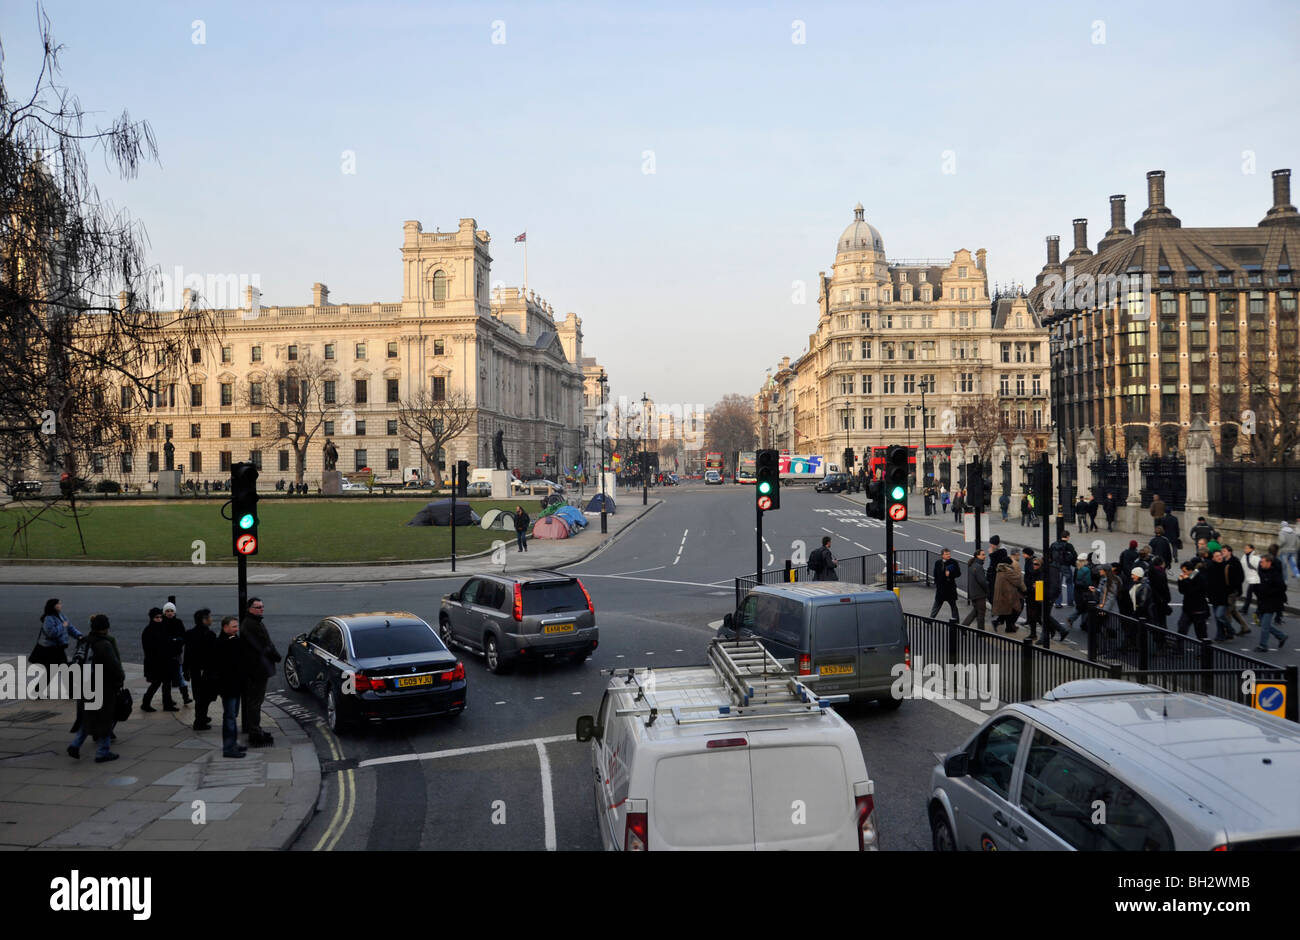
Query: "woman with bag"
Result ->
[[32, 599, 84, 678], [67, 614, 124, 763], [991, 556, 1026, 633]]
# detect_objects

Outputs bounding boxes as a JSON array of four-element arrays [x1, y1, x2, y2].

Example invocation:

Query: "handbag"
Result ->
[[114, 688, 133, 722], [30, 627, 66, 665]]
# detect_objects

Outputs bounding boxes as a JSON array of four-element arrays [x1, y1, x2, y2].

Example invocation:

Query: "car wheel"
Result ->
[[439, 616, 456, 650], [326, 686, 349, 734], [931, 809, 957, 852], [877, 695, 903, 711], [283, 653, 304, 692], [485, 634, 511, 674], [570, 650, 589, 665]]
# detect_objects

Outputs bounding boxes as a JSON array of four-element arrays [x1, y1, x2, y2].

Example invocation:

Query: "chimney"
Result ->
[[1097, 194, 1133, 252], [1135, 169, 1181, 232], [976, 248, 987, 272], [1067, 218, 1093, 259], [1260, 168, 1300, 227], [312, 283, 329, 306], [1046, 235, 1061, 267]]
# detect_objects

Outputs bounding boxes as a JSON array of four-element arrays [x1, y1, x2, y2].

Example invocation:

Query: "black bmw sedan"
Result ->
[[282, 612, 466, 733]]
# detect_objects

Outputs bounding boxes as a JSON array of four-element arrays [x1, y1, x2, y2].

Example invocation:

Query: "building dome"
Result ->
[[837, 203, 885, 255]]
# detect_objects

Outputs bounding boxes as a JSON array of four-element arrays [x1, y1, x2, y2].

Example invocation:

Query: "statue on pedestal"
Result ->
[[323, 438, 339, 471], [163, 436, 175, 471], [493, 429, 508, 470]]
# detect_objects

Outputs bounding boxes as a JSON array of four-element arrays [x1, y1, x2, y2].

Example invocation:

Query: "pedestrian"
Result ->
[[66, 614, 123, 763], [1176, 561, 1211, 640], [1160, 510, 1183, 554], [1126, 566, 1151, 651], [961, 548, 989, 630], [930, 549, 961, 621], [1020, 494, 1031, 527], [940, 486, 949, 511], [184, 608, 219, 731], [1240, 543, 1262, 618], [1074, 495, 1089, 528], [1087, 495, 1099, 532], [986, 535, 1010, 600], [141, 607, 178, 711], [1279, 519, 1300, 580], [1049, 531, 1078, 607], [1221, 545, 1251, 637], [1027, 492, 1036, 525], [999, 491, 1010, 522], [1253, 555, 1290, 652], [159, 602, 192, 706], [953, 490, 964, 525], [1189, 516, 1218, 545], [1149, 526, 1174, 569], [809, 536, 839, 581], [211, 616, 251, 758], [32, 598, 84, 680], [1149, 493, 1166, 524], [1025, 556, 1046, 641], [513, 504, 530, 552], [1066, 557, 1094, 637], [992, 553, 1026, 633], [1205, 548, 1236, 641], [240, 597, 280, 746], [1102, 492, 1118, 532], [1119, 539, 1140, 575], [1148, 558, 1171, 631]]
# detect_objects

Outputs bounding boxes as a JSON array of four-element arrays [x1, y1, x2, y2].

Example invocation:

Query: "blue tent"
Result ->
[[586, 493, 616, 513], [554, 506, 588, 529]]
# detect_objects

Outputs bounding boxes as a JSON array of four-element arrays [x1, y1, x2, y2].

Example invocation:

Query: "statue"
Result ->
[[493, 429, 508, 470], [163, 436, 175, 471], [323, 438, 339, 471]]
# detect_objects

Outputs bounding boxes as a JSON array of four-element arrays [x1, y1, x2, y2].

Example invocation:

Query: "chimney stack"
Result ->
[[312, 282, 329, 306], [1046, 235, 1060, 266], [1260, 168, 1299, 227], [1147, 170, 1165, 209], [976, 248, 987, 272], [1067, 218, 1093, 259], [1097, 194, 1133, 252], [1135, 169, 1180, 232]]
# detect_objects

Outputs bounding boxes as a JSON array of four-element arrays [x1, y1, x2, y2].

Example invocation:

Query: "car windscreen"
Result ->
[[350, 622, 444, 659], [521, 580, 588, 615]]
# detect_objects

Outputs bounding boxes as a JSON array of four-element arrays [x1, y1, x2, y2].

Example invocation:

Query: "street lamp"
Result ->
[[920, 381, 929, 484], [598, 371, 608, 533], [640, 392, 650, 506]]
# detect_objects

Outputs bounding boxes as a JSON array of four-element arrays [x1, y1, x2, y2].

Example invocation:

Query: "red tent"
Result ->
[[531, 516, 570, 540]]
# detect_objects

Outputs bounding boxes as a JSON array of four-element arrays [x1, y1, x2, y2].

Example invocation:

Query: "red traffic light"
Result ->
[[235, 533, 258, 555]]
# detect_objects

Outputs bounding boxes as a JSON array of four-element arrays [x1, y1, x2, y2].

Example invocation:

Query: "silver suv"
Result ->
[[929, 679, 1300, 851], [439, 574, 598, 673]]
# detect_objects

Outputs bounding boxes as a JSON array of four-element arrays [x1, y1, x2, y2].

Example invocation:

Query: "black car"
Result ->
[[816, 473, 849, 493], [283, 612, 466, 733]]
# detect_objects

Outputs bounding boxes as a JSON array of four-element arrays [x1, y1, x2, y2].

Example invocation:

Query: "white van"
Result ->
[[575, 638, 878, 851]]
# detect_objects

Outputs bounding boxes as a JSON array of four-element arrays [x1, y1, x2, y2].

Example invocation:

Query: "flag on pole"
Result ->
[[515, 232, 526, 243]]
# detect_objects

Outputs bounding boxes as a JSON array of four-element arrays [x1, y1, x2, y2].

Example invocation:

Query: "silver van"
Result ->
[[929, 679, 1300, 851], [719, 583, 910, 708]]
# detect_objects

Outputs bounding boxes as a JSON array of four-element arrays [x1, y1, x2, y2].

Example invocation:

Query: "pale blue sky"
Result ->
[[3, 0, 1297, 406]]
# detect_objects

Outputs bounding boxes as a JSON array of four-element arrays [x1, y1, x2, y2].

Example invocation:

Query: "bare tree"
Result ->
[[955, 395, 1017, 461], [1214, 358, 1300, 464], [659, 438, 681, 472], [704, 394, 757, 472], [397, 388, 475, 484], [1, 11, 218, 553], [240, 352, 335, 486]]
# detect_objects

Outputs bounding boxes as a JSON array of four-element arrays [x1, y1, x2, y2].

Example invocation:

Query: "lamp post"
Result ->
[[920, 382, 929, 484], [640, 392, 650, 506], [598, 371, 608, 533]]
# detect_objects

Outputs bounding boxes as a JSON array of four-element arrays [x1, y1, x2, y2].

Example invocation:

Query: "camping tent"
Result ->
[[585, 493, 615, 514], [406, 500, 481, 526], [479, 509, 516, 531], [540, 492, 565, 509], [531, 515, 570, 540], [554, 506, 588, 529]]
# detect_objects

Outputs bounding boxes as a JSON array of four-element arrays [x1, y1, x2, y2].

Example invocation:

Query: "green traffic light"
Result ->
[[758, 481, 771, 494], [890, 486, 905, 500], [238, 513, 256, 529]]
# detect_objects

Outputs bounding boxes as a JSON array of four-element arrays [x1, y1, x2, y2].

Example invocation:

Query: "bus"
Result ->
[[704, 452, 724, 476], [735, 451, 756, 483]]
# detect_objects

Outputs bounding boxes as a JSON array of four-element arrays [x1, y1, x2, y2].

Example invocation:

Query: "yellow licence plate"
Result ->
[[819, 663, 854, 676], [397, 675, 433, 688], [543, 623, 576, 634]]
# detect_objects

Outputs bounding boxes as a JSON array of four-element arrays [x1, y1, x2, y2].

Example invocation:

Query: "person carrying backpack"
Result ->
[[809, 536, 838, 581], [67, 614, 123, 763]]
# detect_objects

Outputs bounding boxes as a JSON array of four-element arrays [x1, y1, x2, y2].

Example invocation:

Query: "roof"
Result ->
[[837, 203, 885, 256], [328, 611, 429, 630], [752, 581, 898, 602]]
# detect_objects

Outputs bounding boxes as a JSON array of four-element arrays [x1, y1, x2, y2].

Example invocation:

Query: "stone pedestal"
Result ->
[[1076, 429, 1096, 496], [1011, 434, 1029, 496], [600, 473, 618, 503], [1122, 442, 1146, 532], [1184, 416, 1214, 521], [321, 470, 343, 496], [157, 469, 182, 498], [490, 469, 512, 499]]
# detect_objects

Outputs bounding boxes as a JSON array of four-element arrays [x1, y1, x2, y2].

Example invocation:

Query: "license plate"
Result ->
[[819, 663, 853, 676], [396, 675, 433, 688], [543, 623, 575, 634]]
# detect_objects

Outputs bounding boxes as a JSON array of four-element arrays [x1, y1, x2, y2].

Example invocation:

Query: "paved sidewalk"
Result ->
[[0, 498, 659, 586], [0, 655, 318, 850]]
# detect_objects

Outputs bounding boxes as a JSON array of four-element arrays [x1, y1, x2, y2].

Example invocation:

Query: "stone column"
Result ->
[[1011, 433, 1029, 495], [1124, 442, 1147, 531], [1076, 428, 1096, 496], [992, 435, 1008, 501], [1184, 415, 1214, 520], [950, 440, 964, 485]]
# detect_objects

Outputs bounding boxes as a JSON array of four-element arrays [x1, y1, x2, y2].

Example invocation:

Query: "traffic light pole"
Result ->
[[756, 504, 763, 583], [237, 554, 248, 623], [450, 487, 457, 572], [1040, 451, 1055, 646], [885, 515, 895, 592]]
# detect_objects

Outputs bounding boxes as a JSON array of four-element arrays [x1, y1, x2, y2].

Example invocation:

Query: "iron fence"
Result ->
[[1140, 455, 1186, 512], [1208, 463, 1300, 522], [1089, 454, 1129, 503], [734, 549, 934, 608]]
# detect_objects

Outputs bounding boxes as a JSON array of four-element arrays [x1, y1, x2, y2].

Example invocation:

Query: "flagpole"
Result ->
[[523, 231, 529, 294]]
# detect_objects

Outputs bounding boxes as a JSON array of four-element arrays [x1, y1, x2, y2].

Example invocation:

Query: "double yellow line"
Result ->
[[313, 722, 355, 851]]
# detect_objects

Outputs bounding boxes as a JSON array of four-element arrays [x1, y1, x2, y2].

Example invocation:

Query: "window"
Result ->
[[219, 451, 232, 472], [960, 373, 974, 393], [147, 424, 158, 440], [220, 383, 233, 406], [251, 345, 262, 362], [900, 315, 913, 329], [324, 343, 335, 360], [902, 342, 915, 360], [862, 374, 873, 394], [882, 374, 896, 394], [250, 422, 261, 438], [387, 419, 398, 436], [119, 453, 132, 474], [924, 407, 935, 430], [387, 448, 400, 470], [958, 266, 967, 278], [1016, 375, 1026, 396], [861, 339, 872, 359], [432, 271, 448, 300], [837, 341, 853, 361], [1160, 292, 1178, 318], [249, 449, 262, 470], [218, 422, 230, 438], [278, 421, 289, 438], [266, 448, 284, 472], [1248, 291, 1266, 317], [355, 379, 368, 403], [879, 313, 892, 327], [354, 449, 368, 472], [1019, 729, 1173, 850], [190, 384, 203, 407], [433, 339, 445, 356], [221, 346, 232, 363], [324, 380, 336, 405], [191, 348, 202, 364], [324, 421, 334, 436], [840, 410, 854, 431], [1001, 342, 1011, 363], [120, 386, 132, 409], [859, 310, 871, 327], [190, 423, 201, 439], [164, 424, 173, 441], [387, 341, 398, 359], [1189, 291, 1207, 317], [1029, 342, 1039, 362], [288, 344, 298, 361], [355, 342, 367, 359], [999, 374, 1010, 396], [355, 420, 366, 436], [190, 452, 202, 472], [883, 407, 896, 430], [1188, 268, 1203, 286], [1014, 342, 1027, 363], [903, 407, 916, 430], [862, 408, 873, 430], [1032, 374, 1042, 395], [840, 374, 855, 395], [959, 287, 969, 300], [1016, 314, 1024, 328], [387, 379, 399, 403], [148, 451, 159, 473], [432, 376, 446, 401], [921, 341, 935, 360], [249, 382, 263, 406], [903, 374, 916, 394], [882, 342, 895, 360]]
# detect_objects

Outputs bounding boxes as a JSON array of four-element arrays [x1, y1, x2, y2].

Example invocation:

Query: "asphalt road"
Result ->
[[0, 481, 1071, 851]]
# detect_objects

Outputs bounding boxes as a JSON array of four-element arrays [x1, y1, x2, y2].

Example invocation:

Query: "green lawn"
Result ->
[[0, 498, 535, 563]]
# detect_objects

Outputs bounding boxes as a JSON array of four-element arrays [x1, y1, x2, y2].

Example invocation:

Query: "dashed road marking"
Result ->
[[357, 734, 573, 769], [533, 696, 545, 700], [494, 701, 507, 705]]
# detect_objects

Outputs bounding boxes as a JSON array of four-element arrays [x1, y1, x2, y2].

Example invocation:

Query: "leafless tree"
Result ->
[[955, 395, 1017, 461], [398, 387, 475, 484], [704, 394, 757, 472], [1214, 358, 1300, 464], [241, 352, 337, 486]]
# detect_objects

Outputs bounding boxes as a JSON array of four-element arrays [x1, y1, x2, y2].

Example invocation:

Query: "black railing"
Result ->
[[734, 549, 934, 608], [1208, 463, 1300, 522], [1089, 453, 1129, 503], [1140, 455, 1187, 512]]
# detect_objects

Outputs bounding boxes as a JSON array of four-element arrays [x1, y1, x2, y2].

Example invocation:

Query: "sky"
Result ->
[[2, 0, 1297, 409]]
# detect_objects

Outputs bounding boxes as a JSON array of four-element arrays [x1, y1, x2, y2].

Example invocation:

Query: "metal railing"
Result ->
[[734, 549, 934, 608]]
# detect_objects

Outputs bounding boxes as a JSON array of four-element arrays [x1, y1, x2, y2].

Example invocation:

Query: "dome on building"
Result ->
[[837, 203, 885, 255]]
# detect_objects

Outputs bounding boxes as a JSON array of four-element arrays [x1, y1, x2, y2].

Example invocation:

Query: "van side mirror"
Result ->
[[448, 592, 460, 602], [722, 613, 734, 632], [943, 751, 970, 778], [575, 715, 599, 742]]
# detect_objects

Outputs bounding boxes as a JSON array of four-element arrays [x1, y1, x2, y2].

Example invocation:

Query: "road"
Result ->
[[0, 480, 1152, 851]]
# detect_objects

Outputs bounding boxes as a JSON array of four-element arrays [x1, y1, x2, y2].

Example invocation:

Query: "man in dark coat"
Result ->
[[1020, 494, 1031, 527], [1074, 496, 1089, 527], [1102, 493, 1118, 531], [809, 536, 838, 582], [240, 597, 280, 746], [1149, 494, 1166, 524], [1049, 532, 1078, 608], [184, 608, 219, 731], [961, 549, 989, 630], [513, 504, 531, 552], [1205, 549, 1235, 641], [1253, 556, 1290, 652], [1087, 496, 1099, 532], [1176, 561, 1211, 640], [68, 614, 123, 763], [986, 536, 1010, 601], [1221, 545, 1250, 636], [1148, 559, 1171, 631], [141, 607, 178, 711], [160, 602, 192, 705], [1118, 539, 1140, 575], [930, 549, 961, 621], [211, 616, 250, 758], [1149, 526, 1174, 569], [1025, 555, 1046, 642], [1159, 511, 1182, 552]]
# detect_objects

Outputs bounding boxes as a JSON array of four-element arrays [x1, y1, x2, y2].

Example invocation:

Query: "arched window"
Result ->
[[432, 271, 448, 301]]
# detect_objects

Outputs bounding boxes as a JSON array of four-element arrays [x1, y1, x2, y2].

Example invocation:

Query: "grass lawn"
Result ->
[[0, 498, 538, 563]]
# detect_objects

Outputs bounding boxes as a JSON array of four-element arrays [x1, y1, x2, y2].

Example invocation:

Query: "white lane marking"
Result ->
[[674, 530, 688, 566], [911, 675, 986, 725], [580, 573, 730, 589], [854, 542, 870, 550], [616, 654, 625, 659], [571, 691, 582, 695], [357, 733, 573, 768], [494, 701, 507, 705], [821, 527, 835, 534], [918, 538, 943, 548], [610, 566, 666, 576], [533, 696, 545, 700], [536, 740, 557, 852], [674, 649, 683, 652], [644, 651, 654, 656]]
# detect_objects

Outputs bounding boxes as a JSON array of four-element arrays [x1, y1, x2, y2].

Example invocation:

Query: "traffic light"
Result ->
[[967, 461, 984, 511], [755, 448, 780, 511], [885, 445, 908, 522], [231, 462, 259, 556], [982, 474, 993, 511], [867, 479, 883, 518], [843, 447, 856, 470], [1035, 457, 1053, 515], [456, 460, 469, 496]]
